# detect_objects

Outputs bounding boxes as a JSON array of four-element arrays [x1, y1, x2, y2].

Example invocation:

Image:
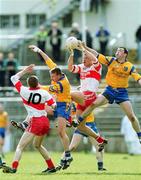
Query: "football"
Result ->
[[65, 36, 78, 49]]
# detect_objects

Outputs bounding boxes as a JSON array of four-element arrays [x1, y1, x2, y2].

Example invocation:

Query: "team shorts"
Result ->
[[102, 86, 129, 104], [54, 102, 71, 120], [26, 116, 50, 136], [74, 122, 99, 137], [0, 128, 6, 138], [77, 91, 97, 111]]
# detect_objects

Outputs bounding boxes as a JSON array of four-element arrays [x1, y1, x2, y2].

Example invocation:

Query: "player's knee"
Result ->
[[58, 130, 65, 138], [78, 124, 85, 131], [33, 143, 41, 149]]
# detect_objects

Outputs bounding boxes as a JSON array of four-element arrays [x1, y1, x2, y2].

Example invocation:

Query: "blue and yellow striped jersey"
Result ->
[[44, 58, 71, 103], [98, 54, 141, 88]]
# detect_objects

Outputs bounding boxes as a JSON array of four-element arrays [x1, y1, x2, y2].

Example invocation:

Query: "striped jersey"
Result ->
[[71, 62, 102, 92], [98, 54, 141, 88], [11, 74, 56, 118]]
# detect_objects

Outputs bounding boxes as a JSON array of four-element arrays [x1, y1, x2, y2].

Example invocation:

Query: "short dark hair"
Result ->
[[119, 47, 128, 55], [27, 75, 39, 88], [50, 67, 62, 75]]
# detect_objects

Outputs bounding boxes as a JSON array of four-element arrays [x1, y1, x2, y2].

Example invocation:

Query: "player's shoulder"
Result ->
[[124, 61, 134, 67], [105, 56, 116, 61], [39, 88, 51, 96], [103, 56, 116, 65]]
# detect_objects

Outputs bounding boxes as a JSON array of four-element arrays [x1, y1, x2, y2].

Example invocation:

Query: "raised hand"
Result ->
[[28, 45, 41, 53], [75, 40, 85, 51], [23, 64, 35, 73]]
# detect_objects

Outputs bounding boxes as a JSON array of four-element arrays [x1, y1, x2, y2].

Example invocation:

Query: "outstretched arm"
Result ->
[[68, 49, 75, 72], [14, 64, 35, 79], [11, 64, 35, 92], [76, 41, 99, 57], [29, 45, 57, 69]]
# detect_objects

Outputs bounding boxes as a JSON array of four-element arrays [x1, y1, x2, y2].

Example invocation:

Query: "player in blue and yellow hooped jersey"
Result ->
[[29, 45, 72, 170], [69, 103, 106, 171], [77, 45, 141, 143], [0, 103, 9, 165]]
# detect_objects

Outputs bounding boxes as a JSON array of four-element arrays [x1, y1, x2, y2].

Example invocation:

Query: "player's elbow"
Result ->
[[68, 66, 73, 72]]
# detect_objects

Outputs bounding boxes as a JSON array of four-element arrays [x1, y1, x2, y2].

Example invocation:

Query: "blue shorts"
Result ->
[[74, 122, 99, 137], [54, 102, 70, 120], [102, 86, 129, 104], [0, 128, 6, 138]]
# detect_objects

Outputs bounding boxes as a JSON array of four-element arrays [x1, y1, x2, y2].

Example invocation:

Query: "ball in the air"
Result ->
[[66, 36, 78, 49]]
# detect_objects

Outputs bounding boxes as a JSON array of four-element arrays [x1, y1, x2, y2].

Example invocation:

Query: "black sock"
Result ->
[[65, 151, 71, 157], [98, 162, 103, 170]]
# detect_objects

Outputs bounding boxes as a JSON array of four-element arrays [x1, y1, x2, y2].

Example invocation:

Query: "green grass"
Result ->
[[0, 152, 141, 180]]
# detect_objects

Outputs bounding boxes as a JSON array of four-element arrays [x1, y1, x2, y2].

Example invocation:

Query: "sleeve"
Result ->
[[45, 58, 57, 70], [45, 92, 56, 106], [92, 61, 102, 71], [130, 65, 141, 81], [98, 54, 114, 66], [10, 74, 22, 93], [41, 85, 50, 92], [71, 65, 81, 74]]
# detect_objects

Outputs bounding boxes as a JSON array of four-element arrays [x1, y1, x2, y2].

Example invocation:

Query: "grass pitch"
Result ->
[[0, 152, 141, 180]]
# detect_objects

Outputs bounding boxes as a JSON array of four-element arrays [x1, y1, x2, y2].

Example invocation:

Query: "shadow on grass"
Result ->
[[33, 172, 141, 176]]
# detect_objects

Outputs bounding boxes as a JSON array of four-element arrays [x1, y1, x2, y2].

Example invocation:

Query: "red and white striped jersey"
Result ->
[[11, 74, 56, 117], [72, 62, 102, 92]]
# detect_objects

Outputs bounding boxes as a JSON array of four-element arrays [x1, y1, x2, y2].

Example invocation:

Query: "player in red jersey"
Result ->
[[2, 64, 57, 174]]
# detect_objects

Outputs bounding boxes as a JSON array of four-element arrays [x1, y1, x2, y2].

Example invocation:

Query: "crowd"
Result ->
[[0, 52, 18, 88]]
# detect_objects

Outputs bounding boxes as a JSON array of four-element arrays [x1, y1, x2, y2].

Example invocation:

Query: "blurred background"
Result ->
[[0, 0, 141, 155]]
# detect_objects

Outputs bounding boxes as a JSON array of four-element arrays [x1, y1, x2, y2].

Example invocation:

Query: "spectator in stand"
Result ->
[[96, 25, 110, 55], [5, 52, 18, 86], [35, 25, 48, 62], [135, 25, 141, 61], [0, 53, 6, 87], [48, 21, 62, 62], [85, 27, 93, 48]]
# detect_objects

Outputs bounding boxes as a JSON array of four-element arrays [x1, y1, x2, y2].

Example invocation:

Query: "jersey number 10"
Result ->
[[28, 93, 41, 104]]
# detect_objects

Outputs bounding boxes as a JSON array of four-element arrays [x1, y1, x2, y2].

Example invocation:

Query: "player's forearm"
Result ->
[[39, 50, 56, 69], [68, 54, 74, 72], [14, 69, 27, 79], [39, 50, 50, 62], [85, 46, 99, 57]]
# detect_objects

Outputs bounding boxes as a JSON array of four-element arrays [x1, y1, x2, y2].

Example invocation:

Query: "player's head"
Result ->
[[82, 51, 97, 67], [50, 67, 63, 82], [27, 75, 39, 88], [115, 47, 128, 59]]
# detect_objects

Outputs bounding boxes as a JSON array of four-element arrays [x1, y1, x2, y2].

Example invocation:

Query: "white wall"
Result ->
[[106, 0, 141, 48], [0, 0, 141, 49]]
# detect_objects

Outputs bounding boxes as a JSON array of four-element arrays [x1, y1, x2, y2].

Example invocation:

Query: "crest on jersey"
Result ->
[[124, 66, 128, 71]]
